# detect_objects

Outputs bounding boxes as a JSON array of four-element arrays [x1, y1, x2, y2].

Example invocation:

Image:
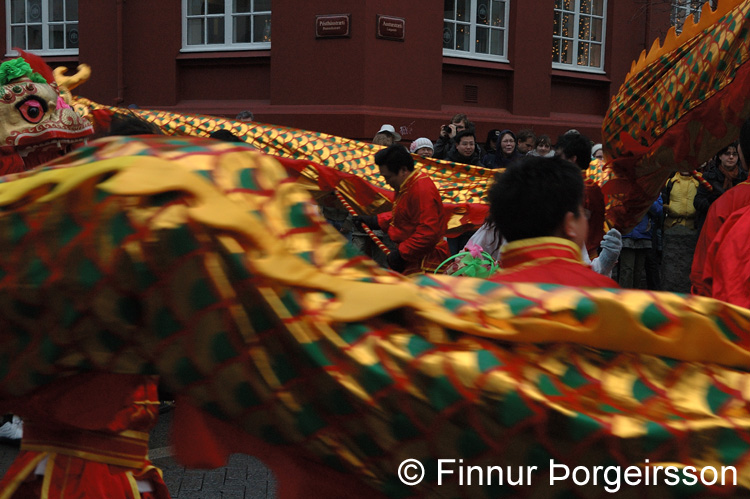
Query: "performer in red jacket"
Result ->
[[487, 155, 619, 288], [356, 145, 450, 275]]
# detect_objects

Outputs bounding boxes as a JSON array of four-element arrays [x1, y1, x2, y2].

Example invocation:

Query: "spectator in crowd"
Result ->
[[481, 129, 523, 168], [446, 129, 481, 166], [516, 129, 536, 154], [661, 170, 700, 293], [617, 197, 663, 289], [236, 110, 254, 121], [693, 142, 747, 230], [529, 134, 554, 158], [555, 131, 607, 256], [487, 155, 619, 287], [373, 124, 401, 147], [483, 129, 501, 158], [409, 137, 434, 158], [592, 143, 604, 160], [433, 113, 473, 159], [691, 120, 750, 296], [354, 145, 450, 274]]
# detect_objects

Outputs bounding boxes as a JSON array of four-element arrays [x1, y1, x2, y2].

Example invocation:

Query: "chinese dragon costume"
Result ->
[[2, 0, 750, 496]]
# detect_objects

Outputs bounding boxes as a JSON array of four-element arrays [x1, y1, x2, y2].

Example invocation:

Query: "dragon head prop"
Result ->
[[0, 50, 93, 174]]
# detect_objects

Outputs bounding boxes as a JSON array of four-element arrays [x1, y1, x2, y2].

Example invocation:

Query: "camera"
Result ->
[[442, 124, 452, 134]]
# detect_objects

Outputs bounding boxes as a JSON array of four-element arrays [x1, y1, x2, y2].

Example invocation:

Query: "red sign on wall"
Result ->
[[315, 14, 351, 38], [376, 15, 405, 41]]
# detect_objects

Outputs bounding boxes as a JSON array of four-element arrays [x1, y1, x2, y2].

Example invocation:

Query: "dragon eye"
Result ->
[[17, 98, 47, 124]]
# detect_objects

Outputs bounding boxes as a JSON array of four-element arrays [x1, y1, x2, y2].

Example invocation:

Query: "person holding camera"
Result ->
[[433, 113, 475, 160]]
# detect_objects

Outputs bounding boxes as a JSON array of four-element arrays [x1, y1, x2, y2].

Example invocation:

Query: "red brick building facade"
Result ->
[[2, 1, 681, 143]]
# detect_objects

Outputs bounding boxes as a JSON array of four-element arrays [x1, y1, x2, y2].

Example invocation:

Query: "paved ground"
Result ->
[[0, 410, 278, 498]]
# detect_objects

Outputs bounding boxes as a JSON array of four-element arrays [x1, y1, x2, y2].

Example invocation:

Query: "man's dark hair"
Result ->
[[489, 155, 584, 242], [374, 144, 415, 173], [555, 132, 592, 170], [517, 129, 536, 143], [454, 129, 476, 144], [209, 129, 245, 142], [108, 113, 162, 136]]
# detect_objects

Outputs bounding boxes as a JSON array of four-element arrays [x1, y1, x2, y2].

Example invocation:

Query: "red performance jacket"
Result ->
[[690, 182, 750, 296], [490, 237, 620, 288], [377, 169, 450, 274]]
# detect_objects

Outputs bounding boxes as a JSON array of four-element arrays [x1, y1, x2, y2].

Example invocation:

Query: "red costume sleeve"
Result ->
[[395, 176, 446, 261], [705, 205, 750, 308]]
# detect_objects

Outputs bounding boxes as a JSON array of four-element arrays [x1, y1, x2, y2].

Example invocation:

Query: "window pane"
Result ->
[[476, 0, 489, 25], [66, 0, 77, 21], [187, 18, 204, 44], [561, 11, 573, 38], [253, 14, 271, 42], [455, 23, 470, 51], [255, 0, 271, 12], [554, 0, 561, 8], [456, 0, 468, 22], [188, 0, 204, 15], [12, 26, 26, 48], [233, 14, 250, 43], [28, 24, 42, 49], [444, 0, 455, 20], [476, 26, 489, 54], [591, 17, 602, 41], [207, 0, 223, 15], [552, 38, 560, 63], [234, 0, 250, 13], [50, 24, 64, 48], [590, 43, 602, 67], [579, 15, 591, 41], [49, 0, 64, 21], [577, 41, 589, 65], [28, 0, 42, 22], [592, 0, 604, 16], [491, 0, 504, 27], [443, 22, 455, 49], [490, 28, 503, 56], [11, 0, 25, 23], [560, 38, 572, 64], [66, 23, 78, 48], [553, 11, 561, 36], [580, 0, 591, 15], [561, 0, 573, 11], [207, 16, 224, 43]]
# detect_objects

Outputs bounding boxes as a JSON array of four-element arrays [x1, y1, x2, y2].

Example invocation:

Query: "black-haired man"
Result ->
[[488, 156, 619, 287], [356, 145, 450, 274]]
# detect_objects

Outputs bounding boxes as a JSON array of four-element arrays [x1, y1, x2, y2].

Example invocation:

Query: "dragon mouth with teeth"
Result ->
[[2, 110, 93, 170], [0, 55, 94, 175]]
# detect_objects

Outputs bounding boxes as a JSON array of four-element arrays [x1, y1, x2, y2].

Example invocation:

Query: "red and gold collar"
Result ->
[[499, 237, 583, 270]]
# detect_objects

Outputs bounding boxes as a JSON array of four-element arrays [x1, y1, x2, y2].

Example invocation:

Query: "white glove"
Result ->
[[591, 228, 622, 276]]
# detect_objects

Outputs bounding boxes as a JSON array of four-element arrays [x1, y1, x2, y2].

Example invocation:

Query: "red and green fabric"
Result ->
[[0, 136, 749, 496], [603, 0, 750, 231]]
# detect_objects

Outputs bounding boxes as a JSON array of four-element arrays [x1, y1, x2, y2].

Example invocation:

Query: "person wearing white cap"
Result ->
[[592, 143, 604, 160], [409, 137, 434, 158], [373, 124, 401, 146]]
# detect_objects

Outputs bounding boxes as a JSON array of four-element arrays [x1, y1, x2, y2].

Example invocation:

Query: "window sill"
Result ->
[[177, 50, 271, 60], [442, 56, 512, 72], [550, 68, 610, 83]]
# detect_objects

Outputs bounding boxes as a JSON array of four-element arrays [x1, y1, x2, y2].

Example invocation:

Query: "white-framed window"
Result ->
[[182, 0, 271, 52], [552, 0, 606, 73], [671, 0, 712, 34], [6, 0, 79, 56], [443, 0, 509, 63]]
